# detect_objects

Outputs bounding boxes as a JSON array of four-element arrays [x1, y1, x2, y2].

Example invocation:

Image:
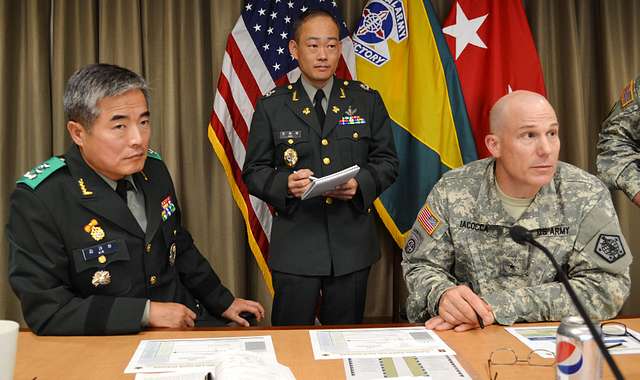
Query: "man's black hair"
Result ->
[[292, 8, 340, 42]]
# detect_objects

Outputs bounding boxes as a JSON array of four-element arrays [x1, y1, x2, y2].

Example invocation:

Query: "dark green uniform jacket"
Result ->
[[243, 78, 399, 276], [7, 145, 234, 335]]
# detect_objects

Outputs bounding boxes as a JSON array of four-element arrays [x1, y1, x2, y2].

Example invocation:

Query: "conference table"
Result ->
[[13, 318, 640, 379]]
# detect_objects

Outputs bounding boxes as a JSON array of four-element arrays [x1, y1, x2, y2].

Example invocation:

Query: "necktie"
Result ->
[[115, 179, 133, 202], [314, 89, 326, 127]]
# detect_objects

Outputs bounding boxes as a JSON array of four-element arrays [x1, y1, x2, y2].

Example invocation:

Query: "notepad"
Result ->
[[301, 165, 360, 200]]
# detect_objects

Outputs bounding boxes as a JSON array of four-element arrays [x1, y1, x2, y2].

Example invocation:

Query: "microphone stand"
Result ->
[[511, 227, 624, 380]]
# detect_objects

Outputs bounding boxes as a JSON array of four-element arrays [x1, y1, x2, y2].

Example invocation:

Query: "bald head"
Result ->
[[489, 90, 554, 135], [484, 89, 560, 198]]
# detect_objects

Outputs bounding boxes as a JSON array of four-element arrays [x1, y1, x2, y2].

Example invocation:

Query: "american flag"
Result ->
[[417, 204, 441, 236], [207, 0, 355, 294]]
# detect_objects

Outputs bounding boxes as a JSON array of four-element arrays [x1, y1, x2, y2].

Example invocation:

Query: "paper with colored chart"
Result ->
[[505, 326, 640, 357]]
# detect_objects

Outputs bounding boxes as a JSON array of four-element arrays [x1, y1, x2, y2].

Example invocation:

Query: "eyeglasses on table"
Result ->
[[487, 347, 555, 380]]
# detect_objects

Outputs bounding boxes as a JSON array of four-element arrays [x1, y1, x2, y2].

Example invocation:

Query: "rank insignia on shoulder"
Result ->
[[91, 270, 111, 287], [147, 148, 162, 161], [84, 218, 105, 241], [264, 88, 275, 97], [17, 156, 66, 189], [595, 234, 626, 263], [620, 79, 637, 110], [359, 83, 370, 91], [161, 196, 176, 221], [417, 204, 441, 236]]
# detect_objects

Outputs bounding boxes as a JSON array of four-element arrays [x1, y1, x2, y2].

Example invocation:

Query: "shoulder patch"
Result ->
[[147, 148, 162, 161], [417, 203, 441, 236], [404, 229, 424, 254], [595, 234, 626, 263], [620, 78, 638, 110], [17, 156, 66, 189]]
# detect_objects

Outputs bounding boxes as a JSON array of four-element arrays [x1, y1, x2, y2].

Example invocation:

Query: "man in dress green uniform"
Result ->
[[597, 76, 640, 206], [403, 90, 631, 331], [7, 64, 264, 335], [243, 10, 398, 325]]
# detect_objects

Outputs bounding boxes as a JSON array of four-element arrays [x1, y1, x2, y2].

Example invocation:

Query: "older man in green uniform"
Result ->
[[243, 9, 398, 325], [597, 76, 640, 206], [7, 64, 264, 335], [403, 90, 631, 331]]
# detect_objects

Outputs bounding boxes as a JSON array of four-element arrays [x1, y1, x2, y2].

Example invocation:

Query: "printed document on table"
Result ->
[[506, 326, 640, 356], [309, 327, 455, 360], [301, 165, 360, 200], [124, 336, 277, 373], [344, 355, 471, 379]]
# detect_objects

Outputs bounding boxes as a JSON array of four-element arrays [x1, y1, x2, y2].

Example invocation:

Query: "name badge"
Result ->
[[82, 241, 119, 261], [278, 130, 302, 139]]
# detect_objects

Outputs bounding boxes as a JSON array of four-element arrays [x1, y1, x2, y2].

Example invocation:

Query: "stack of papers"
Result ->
[[309, 327, 471, 379], [506, 326, 640, 356], [125, 336, 294, 380], [301, 165, 360, 200]]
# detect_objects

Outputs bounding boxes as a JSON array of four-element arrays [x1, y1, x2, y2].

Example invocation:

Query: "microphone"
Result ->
[[509, 225, 624, 380]]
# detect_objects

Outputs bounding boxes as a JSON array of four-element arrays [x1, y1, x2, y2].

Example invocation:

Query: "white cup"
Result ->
[[0, 320, 19, 380]]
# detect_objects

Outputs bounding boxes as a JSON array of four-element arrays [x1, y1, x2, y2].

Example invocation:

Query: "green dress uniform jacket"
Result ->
[[243, 79, 399, 276], [597, 76, 640, 200], [7, 145, 234, 335], [402, 158, 632, 325]]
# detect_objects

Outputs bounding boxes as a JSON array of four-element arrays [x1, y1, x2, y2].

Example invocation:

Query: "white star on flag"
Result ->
[[442, 2, 488, 59]]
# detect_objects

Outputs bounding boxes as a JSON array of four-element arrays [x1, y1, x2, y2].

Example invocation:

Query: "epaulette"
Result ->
[[341, 79, 374, 93], [17, 156, 66, 189], [262, 85, 291, 99], [147, 148, 162, 161], [620, 77, 639, 110]]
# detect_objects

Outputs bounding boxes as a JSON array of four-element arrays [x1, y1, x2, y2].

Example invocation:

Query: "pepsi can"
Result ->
[[556, 316, 603, 379]]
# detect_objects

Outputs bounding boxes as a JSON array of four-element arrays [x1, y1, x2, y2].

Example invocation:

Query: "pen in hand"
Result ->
[[474, 310, 485, 329]]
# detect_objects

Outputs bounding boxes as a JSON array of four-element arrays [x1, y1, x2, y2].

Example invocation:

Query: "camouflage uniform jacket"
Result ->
[[402, 158, 632, 325], [597, 76, 640, 200]]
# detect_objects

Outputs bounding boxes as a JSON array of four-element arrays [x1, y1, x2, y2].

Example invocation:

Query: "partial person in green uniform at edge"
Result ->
[[597, 76, 640, 207], [243, 9, 399, 326], [7, 63, 264, 335], [402, 90, 632, 331]]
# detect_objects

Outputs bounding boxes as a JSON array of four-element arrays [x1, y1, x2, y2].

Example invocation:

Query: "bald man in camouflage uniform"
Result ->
[[402, 91, 631, 331], [597, 76, 640, 207]]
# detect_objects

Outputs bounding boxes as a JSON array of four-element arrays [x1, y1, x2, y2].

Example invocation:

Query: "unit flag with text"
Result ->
[[353, 0, 477, 247]]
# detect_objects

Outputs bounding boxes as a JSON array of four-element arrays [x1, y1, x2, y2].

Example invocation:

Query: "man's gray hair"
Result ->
[[63, 63, 150, 128]]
